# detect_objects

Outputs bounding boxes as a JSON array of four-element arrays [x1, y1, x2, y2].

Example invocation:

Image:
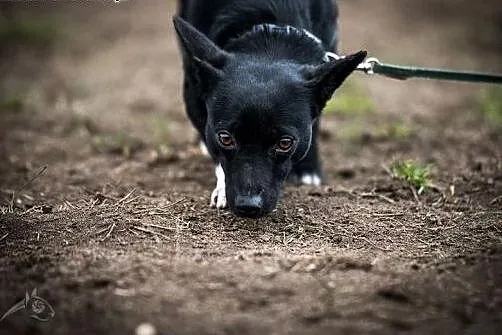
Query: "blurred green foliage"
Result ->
[[478, 87, 502, 126], [391, 159, 432, 194], [0, 13, 60, 46], [323, 79, 375, 116]]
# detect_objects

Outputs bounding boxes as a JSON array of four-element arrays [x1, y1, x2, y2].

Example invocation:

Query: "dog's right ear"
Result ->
[[173, 16, 230, 91]]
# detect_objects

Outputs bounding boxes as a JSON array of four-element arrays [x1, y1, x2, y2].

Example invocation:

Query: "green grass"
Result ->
[[63, 115, 100, 135], [337, 122, 367, 142], [336, 122, 413, 143], [375, 123, 413, 141], [478, 87, 502, 126], [0, 96, 24, 114], [323, 79, 375, 116], [391, 160, 432, 194], [0, 14, 61, 47], [150, 115, 171, 146], [91, 131, 144, 157]]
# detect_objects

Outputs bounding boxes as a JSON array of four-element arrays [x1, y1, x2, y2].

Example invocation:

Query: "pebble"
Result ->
[[135, 323, 156, 335]]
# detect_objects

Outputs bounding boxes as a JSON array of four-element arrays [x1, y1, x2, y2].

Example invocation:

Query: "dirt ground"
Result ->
[[1, 0, 501, 334]]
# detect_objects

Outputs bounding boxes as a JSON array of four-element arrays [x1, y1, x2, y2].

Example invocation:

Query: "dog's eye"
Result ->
[[276, 137, 294, 152], [217, 132, 235, 148]]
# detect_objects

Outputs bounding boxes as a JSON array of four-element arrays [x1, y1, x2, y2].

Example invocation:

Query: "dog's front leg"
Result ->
[[290, 121, 323, 186], [210, 164, 227, 208]]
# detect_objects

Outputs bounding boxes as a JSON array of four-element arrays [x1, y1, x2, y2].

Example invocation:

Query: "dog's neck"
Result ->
[[223, 23, 327, 65]]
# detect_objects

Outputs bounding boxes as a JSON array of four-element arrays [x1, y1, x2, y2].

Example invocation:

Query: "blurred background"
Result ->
[[0, 0, 500, 178]]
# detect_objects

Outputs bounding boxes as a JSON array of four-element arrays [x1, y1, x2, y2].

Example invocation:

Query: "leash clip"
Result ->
[[358, 57, 380, 75], [324, 52, 380, 75]]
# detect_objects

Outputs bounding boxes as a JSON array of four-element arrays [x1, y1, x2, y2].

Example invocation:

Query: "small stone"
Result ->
[[262, 266, 280, 279], [135, 323, 156, 335]]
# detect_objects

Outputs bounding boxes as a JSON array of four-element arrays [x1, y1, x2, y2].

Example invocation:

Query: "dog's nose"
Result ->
[[234, 195, 264, 218]]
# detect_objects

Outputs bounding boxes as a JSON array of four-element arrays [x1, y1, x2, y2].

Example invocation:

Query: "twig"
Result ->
[[166, 197, 187, 208], [338, 227, 390, 252], [372, 212, 405, 217], [116, 189, 136, 206], [128, 228, 140, 237], [471, 211, 502, 216], [417, 238, 432, 246], [491, 195, 502, 205], [361, 192, 396, 204], [409, 185, 421, 204], [131, 226, 170, 240], [95, 226, 111, 236], [122, 196, 139, 205], [65, 200, 76, 209], [0, 233, 8, 243], [102, 222, 117, 241], [133, 198, 188, 215], [89, 198, 100, 209], [357, 236, 390, 252], [141, 223, 176, 232]]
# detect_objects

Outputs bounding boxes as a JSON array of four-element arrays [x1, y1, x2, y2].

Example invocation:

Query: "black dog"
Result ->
[[174, 0, 366, 218]]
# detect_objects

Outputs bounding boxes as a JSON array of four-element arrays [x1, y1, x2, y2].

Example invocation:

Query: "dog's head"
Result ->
[[174, 17, 366, 218]]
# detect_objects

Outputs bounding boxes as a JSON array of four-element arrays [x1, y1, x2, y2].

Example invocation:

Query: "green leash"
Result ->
[[371, 61, 502, 84], [325, 53, 502, 84]]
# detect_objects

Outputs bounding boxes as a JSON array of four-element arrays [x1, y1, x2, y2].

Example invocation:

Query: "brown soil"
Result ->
[[1, 1, 501, 334]]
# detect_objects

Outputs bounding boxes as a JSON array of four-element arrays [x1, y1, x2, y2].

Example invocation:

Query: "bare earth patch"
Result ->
[[1, 1, 501, 334]]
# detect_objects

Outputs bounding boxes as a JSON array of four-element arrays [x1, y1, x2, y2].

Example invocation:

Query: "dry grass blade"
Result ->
[[131, 198, 188, 216], [101, 222, 117, 241], [357, 236, 391, 252], [409, 185, 421, 204], [131, 226, 171, 240], [490, 195, 502, 205], [141, 223, 176, 232], [116, 189, 136, 206], [0, 233, 9, 243], [372, 213, 405, 217], [95, 226, 111, 236], [361, 192, 396, 204]]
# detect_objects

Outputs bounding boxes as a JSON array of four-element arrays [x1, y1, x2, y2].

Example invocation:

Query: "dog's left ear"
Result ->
[[305, 50, 367, 116], [173, 16, 231, 91]]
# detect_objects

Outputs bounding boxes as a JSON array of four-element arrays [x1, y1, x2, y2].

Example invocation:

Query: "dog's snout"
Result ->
[[234, 195, 264, 218]]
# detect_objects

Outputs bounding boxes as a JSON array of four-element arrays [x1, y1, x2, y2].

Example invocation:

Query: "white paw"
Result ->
[[199, 141, 210, 157], [300, 173, 322, 186], [210, 164, 227, 208], [210, 186, 227, 208]]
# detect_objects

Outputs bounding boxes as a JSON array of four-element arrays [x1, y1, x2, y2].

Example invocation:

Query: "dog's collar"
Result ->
[[323, 51, 344, 62], [250, 24, 341, 64], [250, 23, 323, 45]]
